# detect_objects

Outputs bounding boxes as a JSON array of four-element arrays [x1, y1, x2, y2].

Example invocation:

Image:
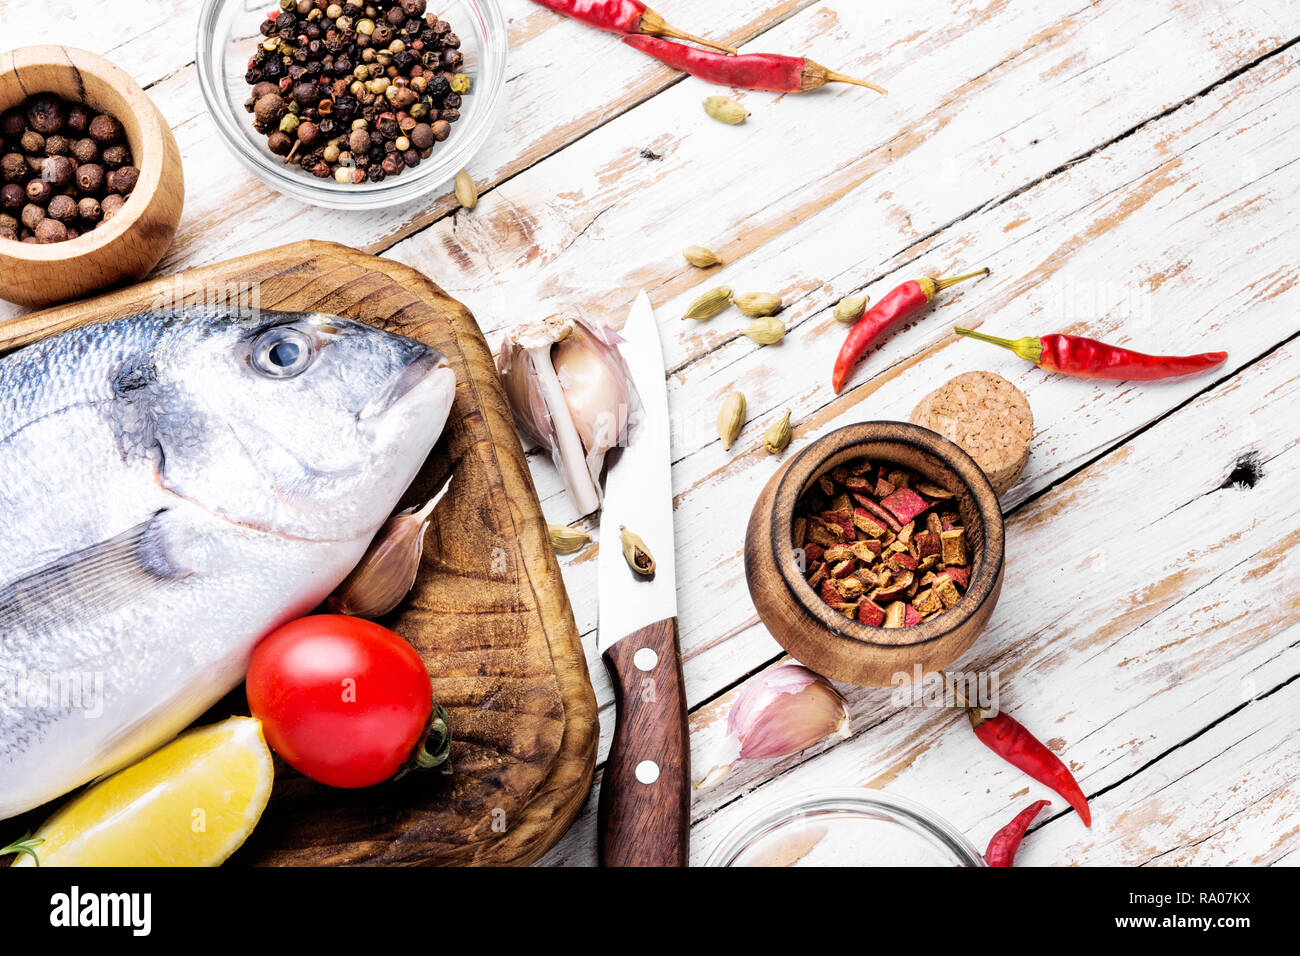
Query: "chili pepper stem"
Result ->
[[825, 71, 888, 94], [953, 326, 1044, 364], [934, 268, 989, 291], [639, 11, 737, 54]]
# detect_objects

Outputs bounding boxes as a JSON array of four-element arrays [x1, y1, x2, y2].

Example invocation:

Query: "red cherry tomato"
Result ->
[[247, 615, 447, 788]]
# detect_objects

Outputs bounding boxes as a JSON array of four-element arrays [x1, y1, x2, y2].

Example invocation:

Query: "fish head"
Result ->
[[149, 310, 457, 542]]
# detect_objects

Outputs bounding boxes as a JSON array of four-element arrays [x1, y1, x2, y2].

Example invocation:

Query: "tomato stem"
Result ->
[[396, 702, 452, 780]]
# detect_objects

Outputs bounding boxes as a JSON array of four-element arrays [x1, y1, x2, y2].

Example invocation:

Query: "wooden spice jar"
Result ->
[[744, 422, 1005, 686], [0, 46, 184, 308]]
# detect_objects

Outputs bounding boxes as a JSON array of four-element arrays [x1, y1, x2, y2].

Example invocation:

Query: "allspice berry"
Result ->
[[26, 93, 66, 135], [72, 138, 100, 164], [19, 131, 44, 155], [253, 93, 287, 128], [78, 196, 102, 223], [0, 184, 24, 209], [66, 104, 91, 133], [1, 153, 25, 182], [430, 119, 450, 141], [102, 144, 129, 169], [109, 166, 139, 195], [46, 194, 78, 223], [0, 108, 24, 139], [42, 156, 75, 189], [297, 121, 322, 149], [348, 128, 370, 155], [267, 132, 293, 156], [88, 113, 124, 145], [0, 223, 16, 242], [25, 178, 52, 205], [44, 135, 71, 156], [21, 203, 44, 231], [101, 193, 126, 221], [35, 217, 69, 243], [76, 163, 106, 194], [409, 123, 433, 149]]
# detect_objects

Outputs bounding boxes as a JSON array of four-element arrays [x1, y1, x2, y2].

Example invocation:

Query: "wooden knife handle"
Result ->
[[598, 617, 690, 867]]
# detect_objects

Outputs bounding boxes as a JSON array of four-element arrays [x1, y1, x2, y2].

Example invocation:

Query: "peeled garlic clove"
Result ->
[[327, 496, 439, 618], [698, 664, 850, 788]]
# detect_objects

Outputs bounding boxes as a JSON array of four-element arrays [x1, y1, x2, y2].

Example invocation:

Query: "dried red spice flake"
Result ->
[[985, 800, 1051, 867], [794, 456, 973, 627]]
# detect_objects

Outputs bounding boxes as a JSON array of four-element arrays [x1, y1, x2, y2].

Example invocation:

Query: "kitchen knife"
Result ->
[[596, 291, 689, 867]]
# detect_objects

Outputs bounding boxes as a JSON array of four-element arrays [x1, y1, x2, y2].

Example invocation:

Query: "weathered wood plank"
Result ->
[[543, 326, 1300, 865]]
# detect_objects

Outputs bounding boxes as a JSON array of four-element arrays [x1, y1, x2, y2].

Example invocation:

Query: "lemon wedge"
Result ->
[[12, 716, 273, 867]]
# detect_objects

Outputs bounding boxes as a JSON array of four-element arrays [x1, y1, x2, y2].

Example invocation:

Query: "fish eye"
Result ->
[[251, 327, 314, 378]]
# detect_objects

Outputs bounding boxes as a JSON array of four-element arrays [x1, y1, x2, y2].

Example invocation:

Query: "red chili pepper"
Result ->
[[953, 327, 1227, 380], [623, 35, 887, 94], [832, 269, 987, 393], [985, 800, 1050, 867], [531, 0, 736, 54], [970, 708, 1091, 827]]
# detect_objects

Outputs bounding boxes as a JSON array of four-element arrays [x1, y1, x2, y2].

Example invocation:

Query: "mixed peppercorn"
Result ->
[[245, 0, 470, 184], [0, 94, 138, 244], [793, 457, 972, 628]]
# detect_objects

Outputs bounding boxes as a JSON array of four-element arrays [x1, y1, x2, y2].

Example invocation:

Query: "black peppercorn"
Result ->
[[443, 31, 460, 49], [441, 49, 463, 71], [443, 92, 461, 110], [440, 108, 459, 123], [426, 73, 449, 98]]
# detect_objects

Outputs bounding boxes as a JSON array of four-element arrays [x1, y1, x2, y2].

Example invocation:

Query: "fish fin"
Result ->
[[0, 512, 193, 636]]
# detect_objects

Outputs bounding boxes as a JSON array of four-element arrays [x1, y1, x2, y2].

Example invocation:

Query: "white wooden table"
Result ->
[[8, 0, 1298, 866]]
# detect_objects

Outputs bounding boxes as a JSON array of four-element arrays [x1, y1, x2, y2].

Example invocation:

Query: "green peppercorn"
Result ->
[[279, 113, 300, 135]]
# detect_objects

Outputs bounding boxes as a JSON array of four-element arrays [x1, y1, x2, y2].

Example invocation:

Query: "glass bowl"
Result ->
[[704, 789, 986, 867], [196, 0, 507, 209]]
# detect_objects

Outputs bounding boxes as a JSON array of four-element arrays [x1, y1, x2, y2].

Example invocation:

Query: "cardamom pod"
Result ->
[[743, 315, 786, 345], [763, 409, 793, 455], [682, 286, 733, 321], [683, 245, 722, 268], [717, 391, 746, 450], [549, 524, 592, 554], [834, 293, 868, 323], [620, 525, 656, 576], [703, 96, 749, 125], [454, 168, 477, 209], [734, 292, 783, 318]]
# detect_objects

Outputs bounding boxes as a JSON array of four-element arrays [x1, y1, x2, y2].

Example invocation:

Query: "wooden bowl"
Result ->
[[745, 421, 1005, 686], [0, 46, 184, 308]]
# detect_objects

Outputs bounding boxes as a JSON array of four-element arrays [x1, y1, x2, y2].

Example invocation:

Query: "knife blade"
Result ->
[[595, 291, 689, 867]]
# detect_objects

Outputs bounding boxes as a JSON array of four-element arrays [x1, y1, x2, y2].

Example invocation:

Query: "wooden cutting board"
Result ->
[[0, 240, 599, 866]]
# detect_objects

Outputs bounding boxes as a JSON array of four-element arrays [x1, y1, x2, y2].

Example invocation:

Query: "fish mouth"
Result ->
[[360, 350, 451, 420]]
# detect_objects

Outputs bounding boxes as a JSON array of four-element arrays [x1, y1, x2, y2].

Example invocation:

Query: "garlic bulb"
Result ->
[[698, 664, 851, 788], [497, 314, 639, 517]]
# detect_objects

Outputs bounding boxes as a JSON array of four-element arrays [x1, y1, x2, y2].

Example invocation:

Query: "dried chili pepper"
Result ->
[[832, 269, 988, 393], [953, 327, 1227, 380], [985, 800, 1050, 867], [623, 35, 886, 94], [531, 0, 736, 54], [970, 707, 1091, 827]]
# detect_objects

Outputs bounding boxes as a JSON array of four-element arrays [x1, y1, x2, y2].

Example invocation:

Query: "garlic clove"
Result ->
[[325, 476, 453, 618], [698, 664, 850, 788], [497, 314, 640, 518]]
